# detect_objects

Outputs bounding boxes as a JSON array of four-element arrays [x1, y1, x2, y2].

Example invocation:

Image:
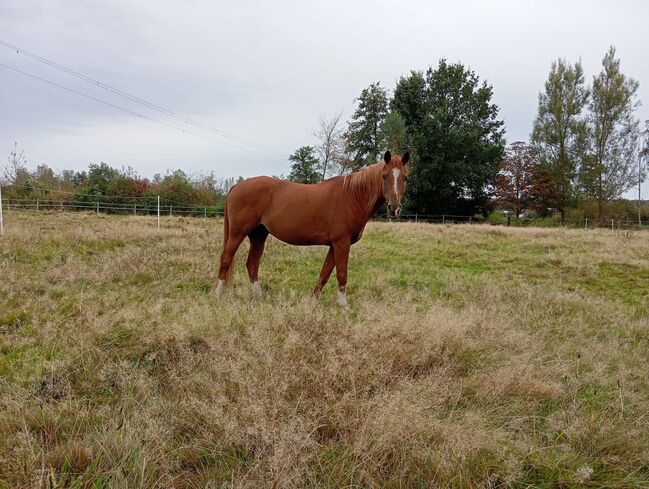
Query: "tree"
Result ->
[[3, 142, 29, 185], [87, 162, 120, 194], [313, 112, 345, 179], [493, 142, 537, 218], [531, 59, 589, 224], [288, 146, 320, 184], [344, 82, 388, 168], [392, 60, 505, 215], [639, 120, 649, 224], [379, 111, 407, 155], [73, 162, 120, 203], [157, 170, 200, 205], [580, 46, 641, 224], [105, 176, 145, 203]]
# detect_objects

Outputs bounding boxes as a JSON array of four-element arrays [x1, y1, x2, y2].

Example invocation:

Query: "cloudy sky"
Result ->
[[1, 0, 648, 197]]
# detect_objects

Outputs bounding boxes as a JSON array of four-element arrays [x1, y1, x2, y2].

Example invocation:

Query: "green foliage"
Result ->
[[530, 59, 589, 223], [157, 170, 200, 204], [344, 82, 389, 168], [486, 210, 508, 225], [2, 151, 231, 213], [580, 46, 641, 222], [87, 163, 120, 193], [378, 111, 407, 154], [392, 60, 505, 215], [288, 146, 321, 184], [105, 176, 145, 203]]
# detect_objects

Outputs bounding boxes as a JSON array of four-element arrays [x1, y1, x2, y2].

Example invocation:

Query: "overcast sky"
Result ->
[[1, 0, 648, 197]]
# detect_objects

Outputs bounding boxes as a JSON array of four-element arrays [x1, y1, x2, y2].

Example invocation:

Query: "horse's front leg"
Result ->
[[332, 239, 351, 308]]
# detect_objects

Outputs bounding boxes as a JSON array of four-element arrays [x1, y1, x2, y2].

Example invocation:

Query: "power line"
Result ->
[[0, 62, 285, 160], [0, 39, 287, 158]]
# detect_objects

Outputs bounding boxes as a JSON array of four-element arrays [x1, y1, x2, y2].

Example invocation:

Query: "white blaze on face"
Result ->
[[392, 168, 400, 202]]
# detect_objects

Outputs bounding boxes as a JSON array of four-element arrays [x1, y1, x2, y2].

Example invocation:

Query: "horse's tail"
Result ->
[[222, 202, 235, 286]]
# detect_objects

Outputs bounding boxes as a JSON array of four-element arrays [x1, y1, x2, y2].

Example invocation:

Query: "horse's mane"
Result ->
[[342, 162, 385, 214]]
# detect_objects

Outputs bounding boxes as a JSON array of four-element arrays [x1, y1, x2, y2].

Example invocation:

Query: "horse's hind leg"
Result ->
[[313, 246, 335, 297], [246, 225, 269, 297], [216, 232, 246, 295]]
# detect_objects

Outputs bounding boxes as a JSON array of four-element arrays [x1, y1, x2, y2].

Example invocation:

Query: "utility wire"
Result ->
[[0, 62, 285, 160], [0, 39, 287, 158]]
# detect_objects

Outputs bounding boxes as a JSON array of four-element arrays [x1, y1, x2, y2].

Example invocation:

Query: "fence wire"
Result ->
[[1, 197, 647, 230]]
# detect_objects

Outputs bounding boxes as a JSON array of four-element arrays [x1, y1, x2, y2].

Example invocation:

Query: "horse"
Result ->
[[215, 150, 410, 307]]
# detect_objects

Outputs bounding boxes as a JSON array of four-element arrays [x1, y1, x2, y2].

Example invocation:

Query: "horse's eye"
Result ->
[[382, 175, 387, 180]]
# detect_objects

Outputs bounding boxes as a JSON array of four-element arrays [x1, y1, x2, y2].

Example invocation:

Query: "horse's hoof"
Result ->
[[214, 279, 224, 297], [337, 289, 348, 309]]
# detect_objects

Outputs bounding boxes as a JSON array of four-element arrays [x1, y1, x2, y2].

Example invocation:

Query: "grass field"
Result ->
[[1, 211, 648, 488]]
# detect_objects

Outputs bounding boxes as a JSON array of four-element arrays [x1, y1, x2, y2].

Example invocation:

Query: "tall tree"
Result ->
[[344, 82, 388, 169], [379, 111, 408, 155], [638, 120, 649, 224], [313, 112, 344, 179], [580, 46, 641, 223], [531, 59, 589, 224], [493, 142, 537, 218], [288, 146, 320, 184], [392, 60, 505, 215]]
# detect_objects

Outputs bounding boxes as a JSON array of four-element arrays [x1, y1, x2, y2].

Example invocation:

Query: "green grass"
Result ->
[[1, 211, 648, 487]]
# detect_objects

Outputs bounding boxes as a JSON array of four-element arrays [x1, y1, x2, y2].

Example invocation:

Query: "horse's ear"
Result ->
[[402, 151, 410, 165], [383, 150, 391, 164]]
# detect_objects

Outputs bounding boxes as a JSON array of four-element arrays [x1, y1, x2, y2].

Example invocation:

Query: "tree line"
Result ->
[[2, 147, 241, 212], [289, 47, 649, 224], [3, 46, 648, 224]]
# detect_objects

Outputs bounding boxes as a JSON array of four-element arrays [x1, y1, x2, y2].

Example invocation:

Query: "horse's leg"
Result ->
[[313, 246, 335, 297], [332, 239, 351, 308], [246, 225, 269, 297], [215, 232, 246, 295]]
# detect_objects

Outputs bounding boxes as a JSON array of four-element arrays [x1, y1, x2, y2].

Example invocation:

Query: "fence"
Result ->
[[0, 191, 647, 236], [1, 198, 224, 218]]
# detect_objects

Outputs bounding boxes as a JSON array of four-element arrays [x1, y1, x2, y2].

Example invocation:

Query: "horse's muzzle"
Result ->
[[387, 204, 402, 218]]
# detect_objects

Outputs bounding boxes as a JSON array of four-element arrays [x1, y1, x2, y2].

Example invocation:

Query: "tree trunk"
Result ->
[[597, 174, 604, 226], [597, 199, 604, 227]]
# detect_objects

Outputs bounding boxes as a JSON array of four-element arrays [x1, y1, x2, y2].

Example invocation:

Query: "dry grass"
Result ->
[[1, 211, 648, 488]]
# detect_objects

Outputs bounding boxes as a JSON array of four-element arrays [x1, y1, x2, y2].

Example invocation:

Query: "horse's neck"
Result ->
[[344, 163, 385, 220]]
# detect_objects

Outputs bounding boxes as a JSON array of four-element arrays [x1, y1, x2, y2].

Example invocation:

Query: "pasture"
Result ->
[[1, 212, 648, 488]]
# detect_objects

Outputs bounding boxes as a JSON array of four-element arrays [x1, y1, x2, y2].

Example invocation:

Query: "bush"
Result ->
[[487, 211, 507, 225]]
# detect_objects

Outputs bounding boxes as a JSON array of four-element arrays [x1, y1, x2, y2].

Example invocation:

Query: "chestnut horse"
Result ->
[[215, 150, 410, 307]]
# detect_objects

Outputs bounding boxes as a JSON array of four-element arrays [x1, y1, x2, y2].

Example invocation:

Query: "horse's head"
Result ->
[[381, 150, 410, 218]]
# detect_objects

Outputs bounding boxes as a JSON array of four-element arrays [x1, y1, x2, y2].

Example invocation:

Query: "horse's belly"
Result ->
[[265, 225, 329, 246]]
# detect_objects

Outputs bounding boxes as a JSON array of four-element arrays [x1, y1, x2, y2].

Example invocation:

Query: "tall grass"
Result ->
[[1, 211, 648, 487]]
